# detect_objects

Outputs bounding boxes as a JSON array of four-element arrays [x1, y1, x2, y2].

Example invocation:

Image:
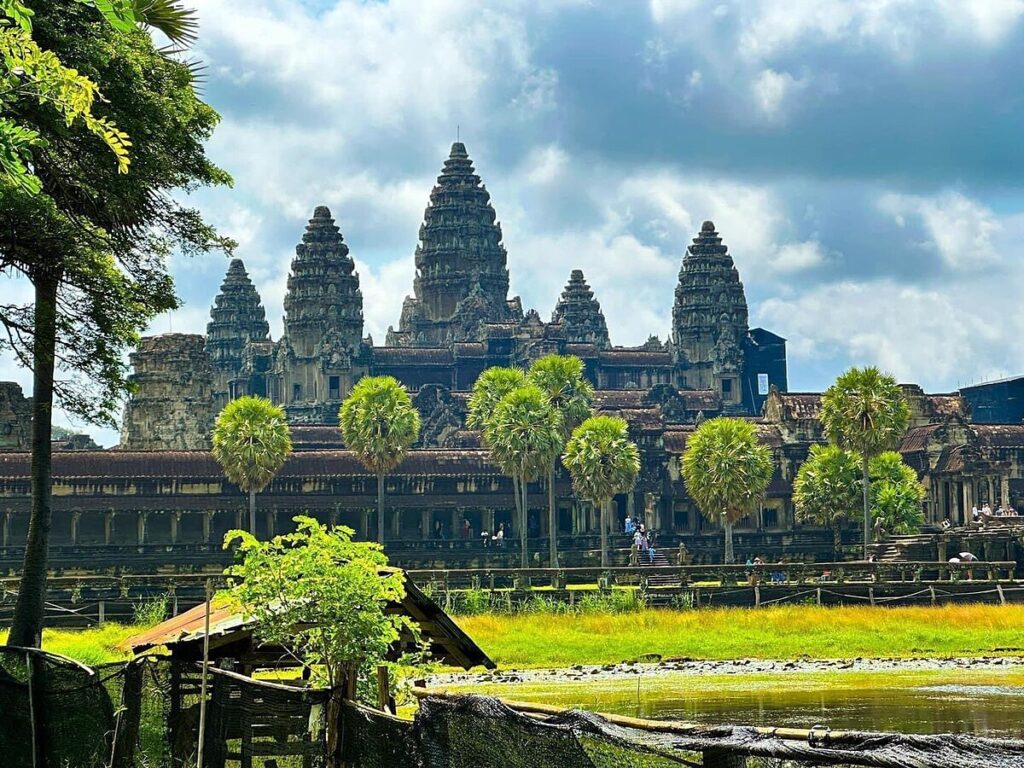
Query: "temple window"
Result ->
[[329, 375, 341, 400], [721, 377, 734, 401], [292, 383, 302, 402]]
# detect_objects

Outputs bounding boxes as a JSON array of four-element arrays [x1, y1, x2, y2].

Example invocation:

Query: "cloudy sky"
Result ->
[[4, 0, 1024, 445]]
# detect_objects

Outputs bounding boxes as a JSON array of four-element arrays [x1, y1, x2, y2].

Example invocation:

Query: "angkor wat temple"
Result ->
[[1, 142, 1024, 570]]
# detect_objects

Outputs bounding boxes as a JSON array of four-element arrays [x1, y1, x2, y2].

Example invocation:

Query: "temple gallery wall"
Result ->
[[2, 142, 1024, 565]]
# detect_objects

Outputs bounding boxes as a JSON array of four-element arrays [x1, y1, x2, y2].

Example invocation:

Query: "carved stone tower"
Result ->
[[388, 142, 517, 346], [120, 334, 215, 450], [672, 221, 749, 409], [278, 206, 367, 421], [551, 269, 611, 349], [206, 259, 270, 410]]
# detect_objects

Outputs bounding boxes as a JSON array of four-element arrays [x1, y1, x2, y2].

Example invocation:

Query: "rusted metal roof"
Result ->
[[126, 571, 494, 670]]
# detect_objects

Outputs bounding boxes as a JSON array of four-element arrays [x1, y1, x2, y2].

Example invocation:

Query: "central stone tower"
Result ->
[[387, 142, 518, 346], [672, 221, 749, 409], [277, 206, 367, 421]]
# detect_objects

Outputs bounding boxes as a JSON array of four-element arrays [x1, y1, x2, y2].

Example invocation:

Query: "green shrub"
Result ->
[[132, 594, 169, 627]]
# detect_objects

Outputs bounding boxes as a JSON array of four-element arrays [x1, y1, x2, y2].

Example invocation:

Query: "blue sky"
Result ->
[[4, 0, 1024, 445]]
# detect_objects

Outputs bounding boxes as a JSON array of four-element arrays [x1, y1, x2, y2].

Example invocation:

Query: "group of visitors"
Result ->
[[479, 522, 507, 548], [971, 503, 1018, 523], [624, 515, 657, 564], [744, 555, 787, 585]]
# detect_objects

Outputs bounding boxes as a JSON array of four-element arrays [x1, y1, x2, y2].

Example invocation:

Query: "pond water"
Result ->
[[451, 670, 1024, 739]]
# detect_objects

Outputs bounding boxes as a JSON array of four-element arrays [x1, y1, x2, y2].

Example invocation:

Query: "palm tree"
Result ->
[[820, 367, 910, 558], [562, 415, 640, 567], [484, 385, 563, 567], [527, 355, 594, 567], [680, 417, 774, 564], [339, 376, 421, 544], [211, 396, 293, 535], [869, 451, 926, 537], [467, 366, 527, 529], [793, 444, 861, 559]]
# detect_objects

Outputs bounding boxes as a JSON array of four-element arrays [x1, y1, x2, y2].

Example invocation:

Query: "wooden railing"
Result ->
[[406, 560, 1019, 591]]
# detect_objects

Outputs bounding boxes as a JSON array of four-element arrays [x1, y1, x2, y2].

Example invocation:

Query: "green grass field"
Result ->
[[4, 603, 1023, 669], [456, 603, 1024, 668]]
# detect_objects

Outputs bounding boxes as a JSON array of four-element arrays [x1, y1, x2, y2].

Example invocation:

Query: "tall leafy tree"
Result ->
[[2, 2, 230, 647], [527, 354, 594, 567], [680, 417, 774, 564], [484, 385, 563, 567], [870, 451, 926, 536], [793, 444, 862, 559], [820, 367, 910, 558], [340, 376, 420, 544], [211, 396, 293, 534], [562, 415, 640, 567], [1, 0, 196, 192], [467, 366, 527, 527]]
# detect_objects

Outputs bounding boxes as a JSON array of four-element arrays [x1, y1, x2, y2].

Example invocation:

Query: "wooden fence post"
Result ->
[[377, 665, 392, 714]]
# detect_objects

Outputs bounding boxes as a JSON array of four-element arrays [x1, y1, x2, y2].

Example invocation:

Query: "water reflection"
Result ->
[[612, 685, 1024, 738]]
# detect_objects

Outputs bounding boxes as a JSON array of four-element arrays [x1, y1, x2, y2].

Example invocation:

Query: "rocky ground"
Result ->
[[428, 655, 1024, 688]]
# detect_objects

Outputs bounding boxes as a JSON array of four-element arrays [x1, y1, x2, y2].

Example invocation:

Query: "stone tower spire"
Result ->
[[389, 142, 515, 346], [672, 221, 749, 403], [552, 269, 611, 349], [206, 259, 270, 394], [283, 206, 364, 356]]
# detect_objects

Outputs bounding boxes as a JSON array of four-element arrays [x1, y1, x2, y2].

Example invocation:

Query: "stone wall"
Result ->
[[0, 382, 31, 451], [119, 334, 215, 450]]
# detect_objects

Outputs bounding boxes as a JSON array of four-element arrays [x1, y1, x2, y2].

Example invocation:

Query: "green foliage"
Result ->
[[526, 354, 594, 435], [793, 444, 862, 553], [870, 451, 926, 535], [0, 1, 232, 425], [466, 366, 526, 435], [131, 593, 168, 626], [485, 385, 564, 482], [562, 415, 640, 506], [680, 417, 774, 563], [820, 367, 910, 459], [223, 516, 416, 688], [211, 396, 293, 494], [680, 418, 774, 526], [339, 376, 420, 476]]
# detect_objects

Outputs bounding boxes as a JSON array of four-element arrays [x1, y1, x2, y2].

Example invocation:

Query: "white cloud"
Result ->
[[757, 278, 1024, 388], [879, 191, 1002, 270], [751, 69, 806, 121], [769, 240, 826, 273]]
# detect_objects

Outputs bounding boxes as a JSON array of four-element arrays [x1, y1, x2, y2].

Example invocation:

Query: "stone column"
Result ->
[[987, 478, 994, 506], [1001, 476, 1011, 508], [626, 491, 635, 523], [2, 511, 9, 548], [391, 506, 401, 540], [202, 512, 212, 545], [234, 508, 243, 531], [451, 508, 461, 539], [170, 512, 180, 545], [71, 511, 80, 545], [265, 509, 275, 539], [483, 508, 495, 537], [361, 508, 371, 540], [104, 512, 114, 545], [138, 512, 147, 545]]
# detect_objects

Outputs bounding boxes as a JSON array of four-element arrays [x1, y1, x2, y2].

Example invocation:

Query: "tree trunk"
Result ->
[[520, 471, 529, 568], [547, 464, 558, 568], [832, 520, 842, 561], [724, 519, 735, 564], [377, 472, 385, 545], [600, 499, 609, 567], [248, 487, 257, 535], [9, 275, 58, 647], [862, 454, 871, 560]]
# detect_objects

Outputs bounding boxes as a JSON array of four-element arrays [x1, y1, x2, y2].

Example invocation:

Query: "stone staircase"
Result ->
[[872, 534, 936, 562], [640, 547, 676, 586]]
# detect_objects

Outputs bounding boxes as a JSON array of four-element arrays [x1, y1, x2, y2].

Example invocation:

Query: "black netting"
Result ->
[[0, 646, 117, 768], [2, 652, 1022, 767]]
